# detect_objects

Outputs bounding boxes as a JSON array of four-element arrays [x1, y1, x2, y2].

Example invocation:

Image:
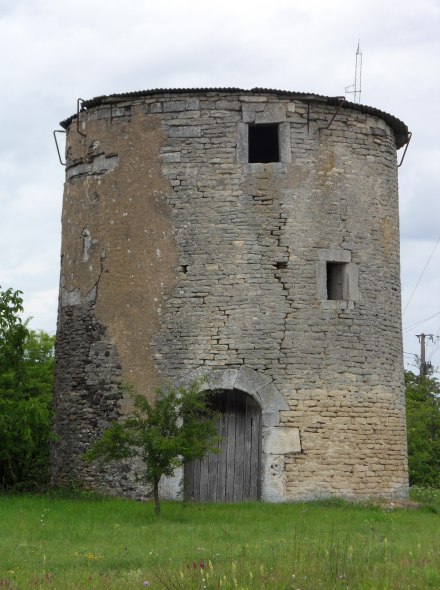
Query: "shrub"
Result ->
[[0, 286, 54, 489], [405, 370, 440, 488]]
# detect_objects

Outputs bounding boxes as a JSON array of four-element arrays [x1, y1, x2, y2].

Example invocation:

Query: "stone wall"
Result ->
[[52, 89, 409, 500]]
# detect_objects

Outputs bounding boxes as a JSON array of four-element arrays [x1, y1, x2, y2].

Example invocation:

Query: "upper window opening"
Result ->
[[326, 262, 347, 300], [248, 124, 280, 163], [316, 249, 358, 306]]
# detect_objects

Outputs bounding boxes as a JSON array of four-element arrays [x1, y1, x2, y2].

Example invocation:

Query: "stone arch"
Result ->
[[182, 366, 288, 428], [160, 366, 302, 502]]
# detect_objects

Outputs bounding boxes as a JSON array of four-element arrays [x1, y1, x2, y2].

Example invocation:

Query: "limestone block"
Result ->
[[167, 126, 201, 138], [258, 382, 289, 412], [263, 426, 302, 454], [261, 453, 285, 502], [235, 365, 273, 395], [255, 104, 286, 124], [185, 98, 200, 110], [262, 410, 280, 427], [242, 103, 266, 123], [279, 122, 292, 163], [163, 100, 186, 112], [150, 102, 163, 113], [236, 122, 248, 163], [61, 289, 82, 306], [239, 96, 267, 102], [205, 368, 239, 391], [318, 248, 352, 262], [161, 152, 181, 163]]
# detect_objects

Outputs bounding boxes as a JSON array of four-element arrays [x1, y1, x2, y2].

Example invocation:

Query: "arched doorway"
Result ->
[[185, 389, 262, 502]]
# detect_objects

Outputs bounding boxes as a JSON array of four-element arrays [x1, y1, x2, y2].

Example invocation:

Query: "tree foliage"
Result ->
[[86, 381, 219, 515], [405, 370, 440, 487], [0, 286, 55, 489]]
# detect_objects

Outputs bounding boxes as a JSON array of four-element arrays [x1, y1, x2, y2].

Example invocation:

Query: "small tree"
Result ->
[[85, 380, 219, 515]]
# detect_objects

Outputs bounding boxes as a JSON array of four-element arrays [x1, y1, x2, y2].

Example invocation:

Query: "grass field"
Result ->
[[1, 488, 439, 589]]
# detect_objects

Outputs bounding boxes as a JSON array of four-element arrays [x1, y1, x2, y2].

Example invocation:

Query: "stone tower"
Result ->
[[52, 88, 409, 501]]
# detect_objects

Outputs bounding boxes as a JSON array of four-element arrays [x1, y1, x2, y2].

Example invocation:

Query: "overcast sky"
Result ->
[[0, 0, 439, 375]]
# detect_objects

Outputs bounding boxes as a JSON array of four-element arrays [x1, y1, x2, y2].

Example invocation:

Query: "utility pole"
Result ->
[[416, 333, 433, 376]]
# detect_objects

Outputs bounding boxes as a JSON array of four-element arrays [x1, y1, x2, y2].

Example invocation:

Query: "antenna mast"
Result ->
[[345, 41, 363, 104]]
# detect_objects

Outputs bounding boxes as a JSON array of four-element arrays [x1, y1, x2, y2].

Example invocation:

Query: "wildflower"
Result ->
[[74, 551, 102, 561], [200, 562, 205, 569], [143, 582, 150, 587]]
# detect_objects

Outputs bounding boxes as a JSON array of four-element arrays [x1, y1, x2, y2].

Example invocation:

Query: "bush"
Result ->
[[0, 286, 54, 489], [405, 370, 440, 488], [410, 485, 440, 508]]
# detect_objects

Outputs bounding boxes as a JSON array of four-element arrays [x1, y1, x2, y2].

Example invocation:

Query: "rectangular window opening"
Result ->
[[248, 124, 280, 163], [326, 262, 347, 300]]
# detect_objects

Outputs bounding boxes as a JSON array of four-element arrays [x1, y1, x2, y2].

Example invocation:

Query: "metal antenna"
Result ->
[[345, 41, 363, 104]]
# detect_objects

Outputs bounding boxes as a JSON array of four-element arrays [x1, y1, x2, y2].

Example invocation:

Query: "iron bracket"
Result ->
[[318, 96, 346, 133], [53, 130, 66, 165], [398, 131, 412, 167], [76, 98, 87, 137]]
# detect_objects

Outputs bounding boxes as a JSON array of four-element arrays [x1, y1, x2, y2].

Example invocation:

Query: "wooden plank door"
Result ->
[[185, 390, 261, 502]]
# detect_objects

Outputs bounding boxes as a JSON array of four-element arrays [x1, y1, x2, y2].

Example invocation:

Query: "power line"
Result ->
[[403, 310, 440, 332], [402, 233, 440, 316], [427, 336, 440, 363], [428, 345, 440, 362], [434, 316, 440, 343]]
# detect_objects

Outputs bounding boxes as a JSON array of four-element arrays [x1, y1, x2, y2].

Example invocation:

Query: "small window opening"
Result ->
[[327, 262, 347, 300], [248, 124, 280, 163]]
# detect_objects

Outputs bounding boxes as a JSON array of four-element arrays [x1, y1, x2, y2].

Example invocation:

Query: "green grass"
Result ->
[[1, 491, 439, 589]]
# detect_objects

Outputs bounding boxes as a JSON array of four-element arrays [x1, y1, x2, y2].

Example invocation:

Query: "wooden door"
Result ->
[[185, 390, 261, 502]]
